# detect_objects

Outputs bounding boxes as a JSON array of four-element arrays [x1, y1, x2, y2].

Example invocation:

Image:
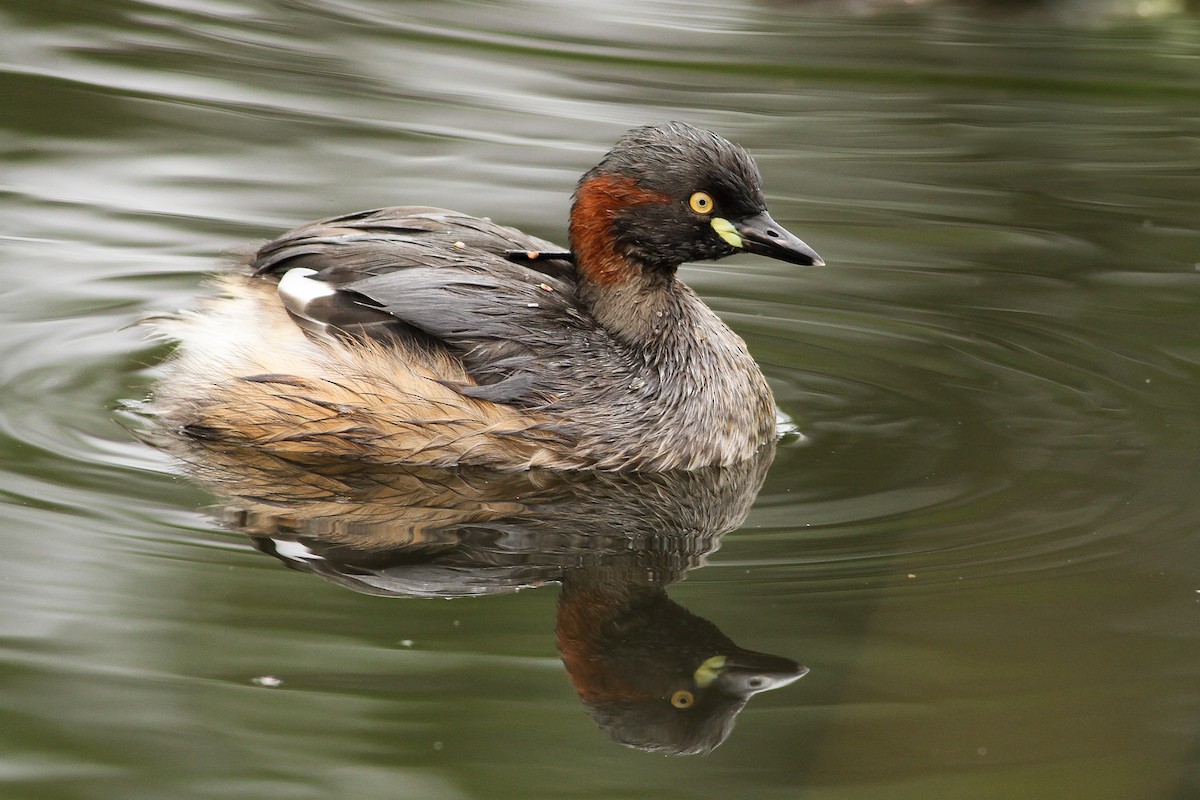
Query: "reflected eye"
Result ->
[[670, 690, 695, 709], [688, 191, 714, 215]]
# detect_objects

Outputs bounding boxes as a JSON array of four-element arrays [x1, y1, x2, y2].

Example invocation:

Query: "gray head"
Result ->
[[569, 122, 822, 280]]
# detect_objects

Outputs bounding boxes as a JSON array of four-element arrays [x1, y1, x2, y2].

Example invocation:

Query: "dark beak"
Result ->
[[734, 210, 824, 267], [715, 651, 810, 696]]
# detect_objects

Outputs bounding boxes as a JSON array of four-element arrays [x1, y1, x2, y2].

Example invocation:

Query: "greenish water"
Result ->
[[2, 1, 1199, 798]]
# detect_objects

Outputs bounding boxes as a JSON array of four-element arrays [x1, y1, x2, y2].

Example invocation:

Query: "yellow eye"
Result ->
[[688, 192, 714, 215], [670, 690, 695, 709]]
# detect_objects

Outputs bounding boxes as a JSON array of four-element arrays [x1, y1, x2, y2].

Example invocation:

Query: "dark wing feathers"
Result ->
[[347, 264, 589, 400], [249, 206, 596, 407], [253, 207, 574, 282]]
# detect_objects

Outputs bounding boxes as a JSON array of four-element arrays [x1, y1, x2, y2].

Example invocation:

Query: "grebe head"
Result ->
[[569, 122, 822, 284]]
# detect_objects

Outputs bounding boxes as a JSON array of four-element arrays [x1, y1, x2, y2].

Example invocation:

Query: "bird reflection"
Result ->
[[168, 439, 806, 754], [557, 557, 806, 754]]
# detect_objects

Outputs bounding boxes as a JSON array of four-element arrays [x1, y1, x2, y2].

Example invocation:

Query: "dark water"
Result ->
[[3, 1, 1200, 797]]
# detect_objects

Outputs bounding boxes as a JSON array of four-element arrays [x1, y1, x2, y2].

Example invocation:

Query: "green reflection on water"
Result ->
[[1, 1, 1199, 798]]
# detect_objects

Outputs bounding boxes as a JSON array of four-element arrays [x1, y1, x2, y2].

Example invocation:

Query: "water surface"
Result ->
[[2, 1, 1199, 798]]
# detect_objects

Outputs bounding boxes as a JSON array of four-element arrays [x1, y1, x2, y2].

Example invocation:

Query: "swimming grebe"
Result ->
[[149, 122, 822, 471]]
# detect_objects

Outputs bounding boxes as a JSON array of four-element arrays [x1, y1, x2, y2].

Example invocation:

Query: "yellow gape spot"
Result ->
[[693, 655, 727, 688], [711, 218, 742, 249]]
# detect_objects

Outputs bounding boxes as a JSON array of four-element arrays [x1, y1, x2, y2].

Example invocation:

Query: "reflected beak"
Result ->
[[729, 210, 823, 267], [715, 651, 810, 696]]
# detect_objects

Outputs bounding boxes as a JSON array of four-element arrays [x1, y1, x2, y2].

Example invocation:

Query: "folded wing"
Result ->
[[251, 207, 613, 407]]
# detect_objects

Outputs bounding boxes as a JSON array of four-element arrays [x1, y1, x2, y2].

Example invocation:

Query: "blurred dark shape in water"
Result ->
[[160, 435, 806, 754]]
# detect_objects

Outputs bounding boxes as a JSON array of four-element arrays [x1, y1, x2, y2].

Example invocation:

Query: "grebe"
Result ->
[[149, 122, 822, 471]]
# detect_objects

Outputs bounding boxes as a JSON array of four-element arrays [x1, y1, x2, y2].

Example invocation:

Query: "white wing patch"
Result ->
[[277, 267, 341, 341]]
